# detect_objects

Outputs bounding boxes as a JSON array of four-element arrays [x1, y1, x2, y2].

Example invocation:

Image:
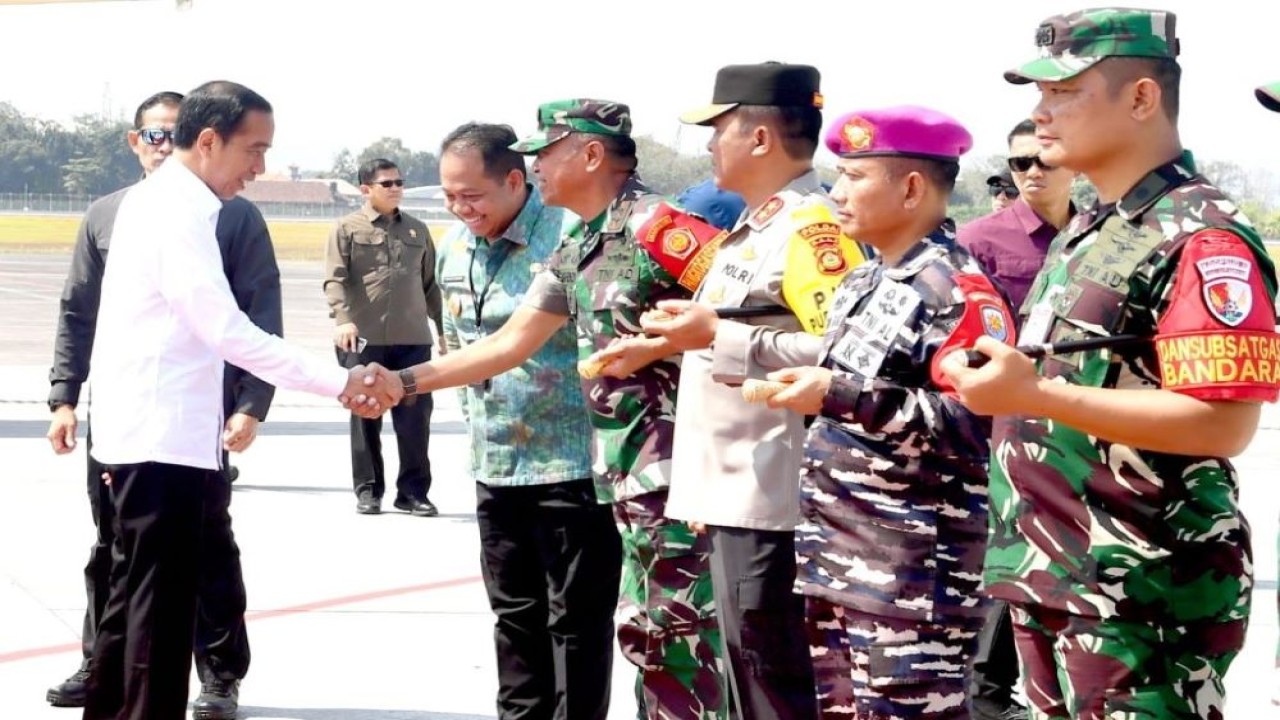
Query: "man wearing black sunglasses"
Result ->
[[45, 89, 283, 720], [958, 119, 1077, 311], [324, 158, 444, 517], [985, 170, 1019, 213]]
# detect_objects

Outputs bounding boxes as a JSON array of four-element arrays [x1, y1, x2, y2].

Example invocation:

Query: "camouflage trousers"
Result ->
[[1010, 605, 1248, 720], [614, 489, 727, 720], [806, 596, 981, 719]]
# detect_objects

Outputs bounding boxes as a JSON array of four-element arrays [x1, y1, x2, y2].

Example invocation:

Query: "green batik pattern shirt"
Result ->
[[987, 152, 1277, 623], [437, 187, 592, 487]]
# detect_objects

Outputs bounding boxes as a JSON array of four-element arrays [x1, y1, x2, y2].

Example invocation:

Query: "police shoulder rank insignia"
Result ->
[[634, 202, 727, 291], [749, 196, 785, 230]]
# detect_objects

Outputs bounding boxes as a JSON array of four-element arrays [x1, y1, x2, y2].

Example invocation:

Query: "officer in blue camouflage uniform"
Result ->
[[1255, 78, 1280, 710], [765, 106, 1016, 719], [398, 100, 728, 719], [944, 10, 1280, 719]]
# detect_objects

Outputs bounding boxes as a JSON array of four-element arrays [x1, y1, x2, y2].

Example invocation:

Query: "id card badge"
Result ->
[[1020, 286, 1064, 345]]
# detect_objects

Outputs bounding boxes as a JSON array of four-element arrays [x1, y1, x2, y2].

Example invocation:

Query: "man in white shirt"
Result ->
[[82, 80, 398, 720]]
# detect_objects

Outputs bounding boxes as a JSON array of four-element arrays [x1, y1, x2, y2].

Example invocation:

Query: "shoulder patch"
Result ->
[[749, 196, 785, 229], [634, 202, 726, 291]]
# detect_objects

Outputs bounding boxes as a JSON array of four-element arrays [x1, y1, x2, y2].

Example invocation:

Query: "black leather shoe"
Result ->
[[46, 662, 90, 707], [356, 492, 381, 515], [192, 677, 239, 720], [394, 496, 438, 517]]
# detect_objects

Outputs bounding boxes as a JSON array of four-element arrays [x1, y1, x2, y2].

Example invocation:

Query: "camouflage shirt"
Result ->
[[796, 223, 1014, 623], [987, 153, 1279, 622], [524, 175, 692, 503]]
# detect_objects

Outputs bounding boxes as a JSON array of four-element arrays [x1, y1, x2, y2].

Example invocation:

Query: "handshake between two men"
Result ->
[[339, 362, 414, 419]]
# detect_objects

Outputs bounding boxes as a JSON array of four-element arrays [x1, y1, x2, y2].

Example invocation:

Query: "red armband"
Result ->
[[930, 273, 1017, 392], [634, 203, 727, 292], [1155, 230, 1280, 401]]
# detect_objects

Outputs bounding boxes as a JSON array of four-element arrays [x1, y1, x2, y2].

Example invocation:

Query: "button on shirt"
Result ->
[[437, 187, 592, 487], [90, 160, 348, 470], [323, 205, 443, 346], [956, 199, 1063, 310]]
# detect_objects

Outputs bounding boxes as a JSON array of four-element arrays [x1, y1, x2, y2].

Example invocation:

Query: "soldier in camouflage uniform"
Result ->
[[399, 100, 727, 719], [943, 10, 1280, 719], [1255, 79, 1280, 709], [758, 106, 1016, 719]]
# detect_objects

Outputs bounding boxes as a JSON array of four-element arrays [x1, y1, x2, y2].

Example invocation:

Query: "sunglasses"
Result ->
[[371, 179, 405, 188], [138, 128, 175, 146], [989, 185, 1019, 199], [1007, 155, 1056, 173]]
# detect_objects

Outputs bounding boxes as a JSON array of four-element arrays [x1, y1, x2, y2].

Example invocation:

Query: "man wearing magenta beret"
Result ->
[[759, 105, 1016, 718]]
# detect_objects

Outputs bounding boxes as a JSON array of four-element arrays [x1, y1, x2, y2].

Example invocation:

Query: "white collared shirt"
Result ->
[[89, 159, 348, 470]]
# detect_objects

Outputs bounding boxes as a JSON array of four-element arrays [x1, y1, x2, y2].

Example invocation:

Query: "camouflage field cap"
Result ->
[[509, 99, 632, 154], [1257, 82, 1280, 113], [1005, 7, 1179, 85]]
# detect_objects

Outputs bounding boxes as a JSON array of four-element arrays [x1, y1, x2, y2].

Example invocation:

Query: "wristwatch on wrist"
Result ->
[[49, 400, 73, 413], [398, 368, 418, 397]]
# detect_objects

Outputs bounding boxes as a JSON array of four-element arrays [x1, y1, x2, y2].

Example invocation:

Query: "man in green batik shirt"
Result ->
[[944, 8, 1280, 719], [396, 100, 729, 719], [436, 121, 621, 720]]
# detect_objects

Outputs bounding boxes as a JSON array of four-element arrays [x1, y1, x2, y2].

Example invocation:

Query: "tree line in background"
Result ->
[[3, 101, 1279, 236]]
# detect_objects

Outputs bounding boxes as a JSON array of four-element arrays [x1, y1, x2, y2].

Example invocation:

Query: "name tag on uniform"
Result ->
[[829, 280, 921, 379], [1020, 286, 1064, 345]]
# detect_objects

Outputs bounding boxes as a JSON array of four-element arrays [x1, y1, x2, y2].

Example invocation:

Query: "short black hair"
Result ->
[[1007, 119, 1036, 146], [578, 133, 638, 173], [734, 105, 822, 160], [358, 158, 400, 186], [882, 156, 960, 195], [1099, 57, 1181, 123], [133, 91, 184, 129], [440, 122, 526, 182], [174, 81, 273, 149]]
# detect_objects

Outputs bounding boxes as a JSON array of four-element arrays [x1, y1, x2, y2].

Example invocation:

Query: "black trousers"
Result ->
[[81, 433, 249, 682], [476, 479, 622, 720], [338, 344, 433, 501], [707, 525, 818, 720], [970, 600, 1022, 719], [83, 462, 218, 720]]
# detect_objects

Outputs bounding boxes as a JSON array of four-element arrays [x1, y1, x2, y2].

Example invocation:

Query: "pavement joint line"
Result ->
[[0, 574, 483, 665]]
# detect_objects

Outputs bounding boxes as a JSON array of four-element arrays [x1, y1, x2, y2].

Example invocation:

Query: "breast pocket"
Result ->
[[352, 231, 388, 281]]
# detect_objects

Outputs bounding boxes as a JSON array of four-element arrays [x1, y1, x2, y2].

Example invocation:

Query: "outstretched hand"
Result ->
[[938, 336, 1040, 416], [639, 300, 718, 351], [339, 363, 404, 418], [764, 366, 832, 415]]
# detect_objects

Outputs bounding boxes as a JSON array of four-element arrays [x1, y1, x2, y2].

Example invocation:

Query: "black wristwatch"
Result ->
[[398, 368, 418, 397], [49, 400, 74, 413]]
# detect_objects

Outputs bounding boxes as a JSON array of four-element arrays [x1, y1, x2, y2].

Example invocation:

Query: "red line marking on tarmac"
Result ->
[[0, 575, 482, 665]]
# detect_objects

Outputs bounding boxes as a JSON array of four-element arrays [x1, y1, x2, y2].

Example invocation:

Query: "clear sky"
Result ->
[[3, 0, 1279, 180]]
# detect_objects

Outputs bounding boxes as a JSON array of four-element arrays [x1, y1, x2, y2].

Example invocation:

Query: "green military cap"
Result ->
[[1257, 82, 1280, 112], [509, 99, 632, 154], [1005, 7, 1179, 85]]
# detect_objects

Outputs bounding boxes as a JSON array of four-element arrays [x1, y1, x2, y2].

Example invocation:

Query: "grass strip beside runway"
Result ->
[[0, 214, 452, 261]]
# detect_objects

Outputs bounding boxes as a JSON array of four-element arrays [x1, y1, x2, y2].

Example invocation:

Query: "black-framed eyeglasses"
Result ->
[[372, 179, 405, 188], [138, 128, 175, 146], [1007, 155, 1056, 173], [989, 184, 1019, 199]]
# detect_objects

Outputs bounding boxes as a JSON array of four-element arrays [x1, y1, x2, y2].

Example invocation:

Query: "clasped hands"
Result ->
[[586, 300, 718, 379], [340, 363, 406, 418]]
